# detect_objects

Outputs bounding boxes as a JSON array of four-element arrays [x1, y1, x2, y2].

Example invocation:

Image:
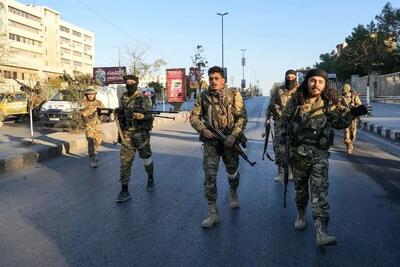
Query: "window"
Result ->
[[60, 37, 70, 45], [72, 40, 81, 47], [84, 35, 92, 42], [22, 73, 25, 80], [73, 51, 82, 57], [8, 6, 41, 23], [73, 61, 82, 67], [72, 30, 81, 37], [61, 58, 71, 65], [8, 20, 40, 34], [9, 33, 41, 47], [60, 25, 70, 33], [12, 72, 17, 79], [4, 71, 12, 79]]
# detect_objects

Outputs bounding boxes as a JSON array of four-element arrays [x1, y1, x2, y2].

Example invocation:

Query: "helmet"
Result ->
[[85, 88, 97, 95], [342, 84, 351, 94]]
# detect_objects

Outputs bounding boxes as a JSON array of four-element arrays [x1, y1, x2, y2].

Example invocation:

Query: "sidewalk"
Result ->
[[359, 102, 400, 143], [0, 110, 191, 174]]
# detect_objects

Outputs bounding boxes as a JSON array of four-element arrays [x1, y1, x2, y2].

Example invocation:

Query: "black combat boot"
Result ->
[[147, 175, 154, 191], [145, 161, 154, 191], [116, 184, 131, 203]]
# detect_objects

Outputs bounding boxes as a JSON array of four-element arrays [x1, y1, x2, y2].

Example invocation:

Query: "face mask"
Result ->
[[126, 84, 137, 95], [285, 79, 296, 90]]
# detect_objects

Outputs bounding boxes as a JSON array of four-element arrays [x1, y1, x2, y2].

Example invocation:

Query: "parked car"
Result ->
[[39, 90, 83, 127], [0, 92, 28, 123]]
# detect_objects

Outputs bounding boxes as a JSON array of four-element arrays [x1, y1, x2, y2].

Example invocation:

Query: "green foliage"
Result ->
[[316, 2, 400, 81], [147, 81, 164, 94]]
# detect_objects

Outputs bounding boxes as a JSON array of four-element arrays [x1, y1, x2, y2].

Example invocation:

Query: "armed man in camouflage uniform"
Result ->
[[340, 84, 362, 154], [265, 69, 298, 182], [81, 88, 105, 168], [116, 75, 155, 203], [190, 66, 248, 228], [284, 69, 369, 247]]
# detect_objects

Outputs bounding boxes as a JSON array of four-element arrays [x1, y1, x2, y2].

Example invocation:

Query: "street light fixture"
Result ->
[[217, 12, 228, 70]]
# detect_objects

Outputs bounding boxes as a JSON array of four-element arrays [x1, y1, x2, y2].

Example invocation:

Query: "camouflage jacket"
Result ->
[[340, 92, 362, 109], [120, 91, 154, 131], [81, 99, 105, 128], [266, 85, 298, 122], [284, 92, 355, 151], [190, 86, 247, 139]]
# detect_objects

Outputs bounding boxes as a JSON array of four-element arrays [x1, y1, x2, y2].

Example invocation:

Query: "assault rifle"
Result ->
[[262, 122, 274, 161], [208, 126, 256, 167], [97, 107, 178, 120]]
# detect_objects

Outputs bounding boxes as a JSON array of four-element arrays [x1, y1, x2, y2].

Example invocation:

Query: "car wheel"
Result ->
[[108, 112, 115, 122], [0, 111, 4, 122]]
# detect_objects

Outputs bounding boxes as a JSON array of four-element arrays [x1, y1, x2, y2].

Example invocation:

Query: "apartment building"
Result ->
[[0, 0, 94, 89]]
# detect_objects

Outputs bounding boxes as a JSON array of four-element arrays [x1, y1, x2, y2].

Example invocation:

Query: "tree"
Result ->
[[191, 45, 208, 97], [316, 2, 400, 80], [125, 46, 167, 79], [147, 81, 164, 94]]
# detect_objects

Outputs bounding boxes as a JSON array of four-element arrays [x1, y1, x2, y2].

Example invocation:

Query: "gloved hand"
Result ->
[[224, 135, 236, 148], [132, 112, 145, 120], [350, 105, 369, 117]]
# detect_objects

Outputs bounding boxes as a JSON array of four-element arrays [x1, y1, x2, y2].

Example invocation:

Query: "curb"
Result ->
[[0, 111, 191, 175], [359, 120, 400, 142]]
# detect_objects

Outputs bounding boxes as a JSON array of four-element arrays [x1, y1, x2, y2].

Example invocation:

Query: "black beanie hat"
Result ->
[[123, 75, 139, 83], [304, 69, 328, 82], [285, 69, 296, 76]]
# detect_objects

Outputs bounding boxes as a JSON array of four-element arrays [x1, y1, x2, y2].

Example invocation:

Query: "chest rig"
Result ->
[[121, 92, 153, 131], [292, 96, 334, 150], [200, 88, 234, 133]]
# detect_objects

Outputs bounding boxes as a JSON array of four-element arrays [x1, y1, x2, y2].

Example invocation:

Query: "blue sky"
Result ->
[[22, 0, 393, 94]]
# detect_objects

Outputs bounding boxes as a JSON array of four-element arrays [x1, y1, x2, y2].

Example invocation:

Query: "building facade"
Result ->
[[0, 0, 94, 90]]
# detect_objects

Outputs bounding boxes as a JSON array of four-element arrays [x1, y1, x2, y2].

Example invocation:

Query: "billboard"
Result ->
[[189, 67, 202, 89], [166, 68, 186, 103], [93, 67, 126, 86]]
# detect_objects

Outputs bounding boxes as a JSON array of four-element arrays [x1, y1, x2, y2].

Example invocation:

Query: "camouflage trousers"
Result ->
[[273, 121, 286, 167], [291, 145, 330, 220], [203, 139, 240, 205], [85, 125, 103, 158], [120, 130, 153, 185], [344, 119, 358, 145]]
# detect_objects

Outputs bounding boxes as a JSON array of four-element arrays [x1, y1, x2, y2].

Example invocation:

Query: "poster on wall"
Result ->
[[93, 67, 126, 86], [166, 68, 186, 103]]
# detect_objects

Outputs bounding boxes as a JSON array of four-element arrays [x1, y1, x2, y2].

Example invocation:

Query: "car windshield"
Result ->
[[0, 94, 4, 101], [51, 90, 84, 101]]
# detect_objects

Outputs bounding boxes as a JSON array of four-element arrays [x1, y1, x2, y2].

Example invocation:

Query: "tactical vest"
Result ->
[[121, 92, 153, 131], [82, 99, 102, 126], [200, 88, 247, 144], [292, 97, 334, 150]]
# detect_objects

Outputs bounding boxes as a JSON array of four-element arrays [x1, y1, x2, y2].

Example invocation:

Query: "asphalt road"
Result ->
[[1, 97, 399, 266]]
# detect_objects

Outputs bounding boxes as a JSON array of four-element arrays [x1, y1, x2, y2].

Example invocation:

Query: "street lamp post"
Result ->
[[112, 45, 121, 67], [217, 12, 228, 70], [240, 48, 246, 89]]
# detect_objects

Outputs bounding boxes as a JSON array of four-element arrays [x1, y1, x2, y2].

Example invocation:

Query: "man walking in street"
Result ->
[[81, 88, 105, 168], [116, 75, 155, 203], [265, 70, 298, 182], [190, 66, 248, 228], [340, 84, 362, 154]]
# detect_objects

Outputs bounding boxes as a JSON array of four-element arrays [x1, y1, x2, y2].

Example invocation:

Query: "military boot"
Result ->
[[347, 143, 353, 154], [228, 173, 240, 209], [89, 156, 98, 168], [294, 208, 307, 230], [315, 217, 337, 247], [230, 189, 240, 209], [274, 167, 284, 182], [116, 184, 131, 203], [147, 175, 154, 191], [201, 203, 220, 228]]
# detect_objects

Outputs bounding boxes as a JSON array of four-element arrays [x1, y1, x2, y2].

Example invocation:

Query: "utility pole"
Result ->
[[240, 48, 246, 89]]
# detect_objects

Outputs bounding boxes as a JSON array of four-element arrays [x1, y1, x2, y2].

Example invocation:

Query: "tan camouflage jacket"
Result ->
[[266, 85, 298, 121], [81, 99, 105, 128], [340, 92, 362, 109], [190, 86, 247, 138], [120, 91, 154, 131], [284, 92, 355, 150]]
